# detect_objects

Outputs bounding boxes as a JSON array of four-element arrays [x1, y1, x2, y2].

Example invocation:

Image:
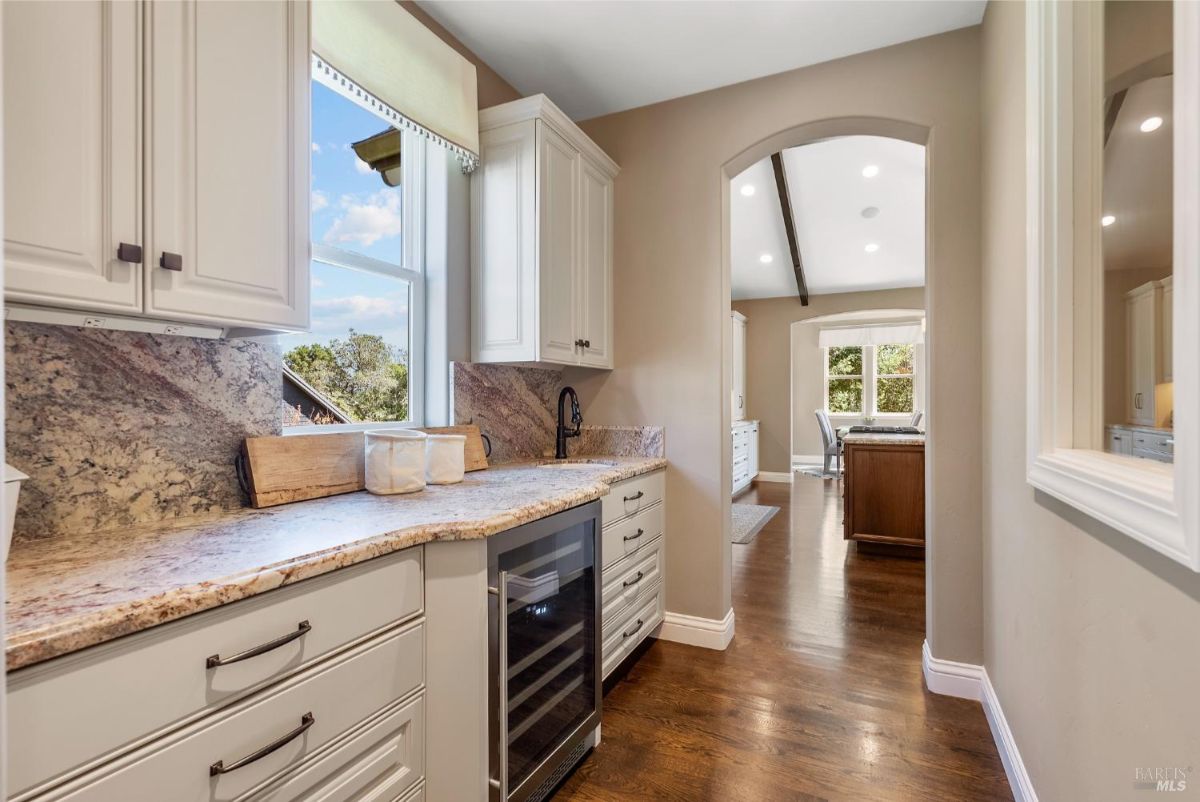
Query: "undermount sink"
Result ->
[[535, 459, 618, 469]]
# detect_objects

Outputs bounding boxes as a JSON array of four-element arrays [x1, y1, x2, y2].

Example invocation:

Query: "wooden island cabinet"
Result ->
[[842, 433, 926, 553]]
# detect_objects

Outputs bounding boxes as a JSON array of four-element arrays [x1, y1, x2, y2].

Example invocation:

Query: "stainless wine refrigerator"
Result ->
[[487, 500, 602, 802]]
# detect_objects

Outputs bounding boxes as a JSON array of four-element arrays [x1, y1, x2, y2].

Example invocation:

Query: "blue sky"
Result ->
[[281, 81, 410, 356]]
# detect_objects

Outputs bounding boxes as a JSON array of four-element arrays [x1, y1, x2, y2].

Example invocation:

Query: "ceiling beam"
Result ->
[[771, 152, 810, 306], [1103, 88, 1127, 147]]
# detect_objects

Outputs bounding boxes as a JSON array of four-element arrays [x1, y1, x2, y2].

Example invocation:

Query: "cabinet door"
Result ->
[[732, 314, 747, 420], [536, 122, 580, 365], [1160, 278, 1173, 383], [146, 0, 309, 331], [577, 156, 613, 368], [748, 424, 759, 479], [472, 122, 538, 362], [1127, 289, 1157, 426], [3, 0, 142, 312]]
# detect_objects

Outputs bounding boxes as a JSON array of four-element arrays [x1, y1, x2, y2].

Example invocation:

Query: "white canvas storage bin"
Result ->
[[425, 434, 466, 485], [365, 430, 428, 495]]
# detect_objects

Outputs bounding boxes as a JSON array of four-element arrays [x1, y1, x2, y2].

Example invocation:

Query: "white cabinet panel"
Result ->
[[146, 0, 308, 330], [537, 122, 580, 365], [732, 312, 747, 420], [472, 95, 618, 368], [578, 155, 613, 368], [3, 0, 142, 312], [1161, 276, 1173, 383], [471, 122, 538, 362], [1126, 282, 1163, 427]]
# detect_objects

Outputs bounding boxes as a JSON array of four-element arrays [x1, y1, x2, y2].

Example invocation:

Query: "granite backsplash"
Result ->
[[5, 323, 282, 539]]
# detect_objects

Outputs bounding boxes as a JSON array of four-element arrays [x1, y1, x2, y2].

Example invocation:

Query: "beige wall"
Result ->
[[567, 28, 983, 658], [399, 1, 521, 109], [732, 289, 925, 471], [981, 3, 1200, 799]]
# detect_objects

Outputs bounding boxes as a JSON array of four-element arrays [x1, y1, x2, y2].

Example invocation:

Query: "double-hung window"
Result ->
[[282, 74, 428, 430], [823, 340, 923, 418]]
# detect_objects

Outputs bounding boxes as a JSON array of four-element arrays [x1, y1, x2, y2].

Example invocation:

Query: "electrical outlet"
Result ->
[[83, 317, 106, 328], [163, 325, 184, 335]]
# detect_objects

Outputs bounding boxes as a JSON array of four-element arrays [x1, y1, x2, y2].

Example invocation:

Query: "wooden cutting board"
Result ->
[[241, 425, 489, 509]]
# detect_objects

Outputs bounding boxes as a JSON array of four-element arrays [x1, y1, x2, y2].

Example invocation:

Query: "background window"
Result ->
[[826, 346, 864, 414], [875, 343, 915, 414], [282, 79, 425, 429]]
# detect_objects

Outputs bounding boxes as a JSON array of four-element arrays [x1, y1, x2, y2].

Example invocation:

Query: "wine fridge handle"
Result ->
[[488, 570, 510, 799]]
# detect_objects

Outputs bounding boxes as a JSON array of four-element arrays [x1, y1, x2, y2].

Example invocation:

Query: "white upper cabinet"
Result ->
[[731, 311, 747, 421], [3, 1, 143, 313], [472, 95, 618, 368], [145, 0, 309, 331], [3, 0, 309, 336]]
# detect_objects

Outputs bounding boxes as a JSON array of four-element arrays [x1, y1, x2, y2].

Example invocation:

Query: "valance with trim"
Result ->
[[819, 322, 924, 348], [313, 1, 480, 172]]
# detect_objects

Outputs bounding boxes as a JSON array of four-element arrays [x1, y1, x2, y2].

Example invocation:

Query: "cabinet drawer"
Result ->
[[9, 549, 423, 798], [601, 502, 663, 573], [601, 470, 664, 526], [601, 584, 663, 679], [601, 537, 663, 634], [38, 623, 425, 802], [251, 694, 424, 802], [1132, 432, 1173, 454]]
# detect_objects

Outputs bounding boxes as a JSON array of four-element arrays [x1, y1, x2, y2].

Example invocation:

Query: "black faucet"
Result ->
[[556, 386, 583, 459]]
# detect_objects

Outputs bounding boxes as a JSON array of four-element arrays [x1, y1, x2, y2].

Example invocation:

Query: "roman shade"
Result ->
[[819, 322, 924, 347], [313, 0, 480, 170]]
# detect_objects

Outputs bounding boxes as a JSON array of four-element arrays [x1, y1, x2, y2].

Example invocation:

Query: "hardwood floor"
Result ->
[[556, 474, 1012, 801]]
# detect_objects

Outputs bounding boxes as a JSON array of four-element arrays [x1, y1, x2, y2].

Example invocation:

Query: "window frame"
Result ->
[[283, 81, 428, 434], [1025, 1, 1200, 569], [824, 345, 865, 415]]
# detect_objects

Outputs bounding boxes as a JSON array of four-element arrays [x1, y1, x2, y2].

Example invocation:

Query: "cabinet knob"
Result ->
[[574, 338, 584, 348], [582, 339, 591, 348], [116, 242, 143, 264], [160, 251, 183, 271]]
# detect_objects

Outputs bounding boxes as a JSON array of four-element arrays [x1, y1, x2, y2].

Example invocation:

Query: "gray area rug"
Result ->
[[795, 465, 838, 479], [732, 503, 781, 544]]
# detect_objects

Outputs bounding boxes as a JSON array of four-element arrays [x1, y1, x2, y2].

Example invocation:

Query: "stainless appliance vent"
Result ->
[[527, 738, 588, 802]]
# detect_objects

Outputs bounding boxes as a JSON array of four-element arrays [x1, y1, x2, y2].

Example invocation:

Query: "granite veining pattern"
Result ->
[[575, 425, 665, 458], [452, 361, 562, 462], [5, 457, 666, 670], [5, 323, 281, 539]]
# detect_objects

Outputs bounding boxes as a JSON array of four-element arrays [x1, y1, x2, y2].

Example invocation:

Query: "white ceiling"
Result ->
[[1103, 75, 1172, 272], [731, 136, 926, 301], [418, 1, 987, 121]]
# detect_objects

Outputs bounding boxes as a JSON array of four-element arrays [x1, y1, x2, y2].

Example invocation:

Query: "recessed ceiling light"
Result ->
[[861, 206, 880, 219], [759, 253, 774, 264], [864, 243, 880, 254], [862, 164, 880, 178], [1140, 116, 1163, 133], [740, 184, 756, 197], [1101, 214, 1116, 227]]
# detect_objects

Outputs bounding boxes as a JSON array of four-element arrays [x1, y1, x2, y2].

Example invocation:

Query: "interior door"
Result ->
[[3, 0, 142, 312], [146, 0, 309, 331], [536, 122, 580, 365], [577, 156, 613, 368]]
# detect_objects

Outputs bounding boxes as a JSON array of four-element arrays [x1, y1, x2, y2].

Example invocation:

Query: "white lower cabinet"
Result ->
[[600, 470, 666, 679], [732, 421, 759, 496], [7, 549, 426, 802]]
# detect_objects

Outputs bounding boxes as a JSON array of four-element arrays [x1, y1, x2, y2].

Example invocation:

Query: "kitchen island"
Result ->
[[841, 432, 925, 553]]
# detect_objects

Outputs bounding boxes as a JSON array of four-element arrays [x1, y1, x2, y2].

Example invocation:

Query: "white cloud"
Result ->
[[311, 190, 329, 213], [311, 142, 322, 154], [311, 294, 408, 333], [354, 157, 373, 176], [311, 276, 325, 288], [322, 190, 402, 247]]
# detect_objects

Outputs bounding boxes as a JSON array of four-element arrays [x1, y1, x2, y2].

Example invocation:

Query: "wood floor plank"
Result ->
[[556, 474, 1011, 801]]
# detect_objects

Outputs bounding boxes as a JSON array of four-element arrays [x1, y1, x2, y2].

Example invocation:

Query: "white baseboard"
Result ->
[[922, 641, 1037, 801], [922, 639, 982, 700], [656, 608, 735, 650], [982, 669, 1038, 802], [792, 454, 824, 466], [754, 471, 792, 483]]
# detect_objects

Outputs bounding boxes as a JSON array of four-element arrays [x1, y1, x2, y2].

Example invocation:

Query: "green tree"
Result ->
[[284, 329, 408, 423]]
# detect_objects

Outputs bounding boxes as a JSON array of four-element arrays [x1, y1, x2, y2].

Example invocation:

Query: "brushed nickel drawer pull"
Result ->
[[622, 619, 644, 639], [623, 490, 644, 502], [623, 570, 645, 588], [209, 712, 314, 776], [623, 528, 644, 543], [206, 620, 311, 669]]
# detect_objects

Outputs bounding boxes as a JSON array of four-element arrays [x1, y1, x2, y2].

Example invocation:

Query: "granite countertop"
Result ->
[[841, 432, 926, 446], [5, 456, 666, 671]]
